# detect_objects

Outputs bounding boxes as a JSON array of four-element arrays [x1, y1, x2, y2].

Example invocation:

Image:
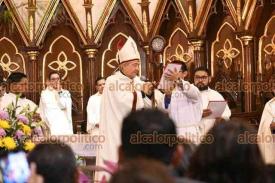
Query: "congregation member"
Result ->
[[187, 120, 267, 183]]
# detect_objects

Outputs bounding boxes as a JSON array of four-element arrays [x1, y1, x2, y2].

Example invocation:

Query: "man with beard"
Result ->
[[193, 67, 231, 134]]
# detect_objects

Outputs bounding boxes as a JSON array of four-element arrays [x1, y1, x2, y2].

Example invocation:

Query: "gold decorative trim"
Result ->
[[191, 40, 204, 51], [121, 0, 146, 41], [244, 0, 257, 30], [94, 0, 116, 43], [85, 48, 98, 59], [258, 15, 275, 74], [0, 53, 20, 75], [240, 35, 253, 46], [242, 0, 251, 20], [166, 44, 193, 63], [27, 51, 39, 61], [188, 4, 194, 32], [237, 0, 241, 25], [48, 51, 77, 79], [101, 32, 128, 76], [42, 35, 83, 85], [216, 39, 240, 68], [211, 22, 244, 76], [263, 34, 275, 55], [163, 28, 193, 65], [194, 0, 213, 36], [175, 0, 190, 33], [0, 37, 26, 74], [224, 0, 238, 27], [35, 0, 59, 45]]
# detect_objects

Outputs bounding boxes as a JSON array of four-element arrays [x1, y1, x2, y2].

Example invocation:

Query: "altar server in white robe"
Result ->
[[163, 60, 203, 143], [96, 36, 151, 180], [86, 77, 105, 133], [0, 72, 38, 113], [193, 67, 231, 135], [39, 71, 73, 135], [258, 96, 275, 164]]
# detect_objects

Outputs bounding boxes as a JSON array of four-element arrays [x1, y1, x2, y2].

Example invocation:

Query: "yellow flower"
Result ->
[[0, 120, 10, 129], [0, 139, 4, 148], [24, 140, 35, 151], [21, 124, 31, 136], [2, 137, 16, 150]]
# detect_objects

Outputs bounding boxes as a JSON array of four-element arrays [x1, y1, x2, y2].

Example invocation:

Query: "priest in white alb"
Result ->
[[258, 95, 275, 164], [39, 71, 73, 135], [193, 67, 231, 135], [0, 72, 38, 113], [162, 60, 203, 143], [86, 76, 105, 133], [96, 36, 151, 180]]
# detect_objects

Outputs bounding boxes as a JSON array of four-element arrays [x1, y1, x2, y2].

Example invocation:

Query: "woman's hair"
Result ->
[[187, 120, 266, 183], [110, 158, 174, 183], [28, 140, 78, 183]]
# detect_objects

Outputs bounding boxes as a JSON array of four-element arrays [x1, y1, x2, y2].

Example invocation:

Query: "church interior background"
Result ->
[[0, 0, 274, 132]]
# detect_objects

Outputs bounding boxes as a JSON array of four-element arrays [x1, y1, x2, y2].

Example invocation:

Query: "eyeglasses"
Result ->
[[50, 77, 60, 81], [194, 76, 208, 80]]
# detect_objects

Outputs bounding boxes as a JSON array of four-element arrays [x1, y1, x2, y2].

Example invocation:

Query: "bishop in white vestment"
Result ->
[[39, 72, 73, 135], [96, 36, 148, 180], [258, 97, 275, 164]]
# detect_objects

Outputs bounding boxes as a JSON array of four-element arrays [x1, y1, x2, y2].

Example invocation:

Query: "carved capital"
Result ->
[[143, 45, 150, 55], [240, 35, 253, 46], [191, 40, 204, 51], [85, 48, 98, 59], [27, 51, 39, 61]]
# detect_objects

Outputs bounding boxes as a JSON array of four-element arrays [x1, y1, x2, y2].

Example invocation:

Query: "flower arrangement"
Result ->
[[0, 95, 43, 154]]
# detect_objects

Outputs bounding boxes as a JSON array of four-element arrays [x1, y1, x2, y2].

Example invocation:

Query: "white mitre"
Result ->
[[118, 36, 140, 63]]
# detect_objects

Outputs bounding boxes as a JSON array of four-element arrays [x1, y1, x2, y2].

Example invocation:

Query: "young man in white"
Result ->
[[39, 71, 73, 135], [163, 60, 203, 143], [96, 36, 151, 180], [86, 77, 105, 133], [193, 67, 231, 135]]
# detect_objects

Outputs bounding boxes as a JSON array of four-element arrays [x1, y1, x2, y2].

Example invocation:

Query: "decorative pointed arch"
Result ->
[[258, 15, 275, 74], [163, 27, 193, 65], [42, 35, 82, 85], [211, 22, 244, 76], [0, 37, 26, 78], [101, 32, 128, 76], [35, 0, 87, 46]]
